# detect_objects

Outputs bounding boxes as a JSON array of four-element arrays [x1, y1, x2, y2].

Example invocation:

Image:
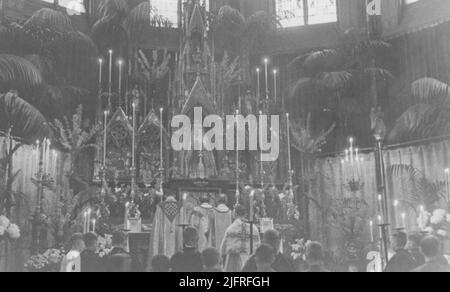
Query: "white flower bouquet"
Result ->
[[25, 248, 65, 272], [0, 215, 20, 241]]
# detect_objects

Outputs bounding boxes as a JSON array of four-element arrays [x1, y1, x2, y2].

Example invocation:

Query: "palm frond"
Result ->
[[302, 49, 340, 72], [0, 91, 51, 143], [0, 54, 43, 88], [363, 67, 394, 82], [24, 8, 75, 33], [96, 0, 128, 20], [317, 71, 352, 89], [387, 104, 435, 143], [352, 39, 391, 58], [289, 77, 313, 97], [411, 78, 450, 104]]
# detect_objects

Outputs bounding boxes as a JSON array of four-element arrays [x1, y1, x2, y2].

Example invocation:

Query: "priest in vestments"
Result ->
[[220, 205, 261, 272], [190, 195, 214, 251], [152, 196, 184, 259], [212, 194, 232, 249]]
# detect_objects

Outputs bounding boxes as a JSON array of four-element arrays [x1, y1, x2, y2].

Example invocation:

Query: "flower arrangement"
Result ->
[[418, 209, 450, 238], [96, 235, 113, 258], [25, 248, 65, 272], [0, 215, 20, 241], [290, 238, 311, 261]]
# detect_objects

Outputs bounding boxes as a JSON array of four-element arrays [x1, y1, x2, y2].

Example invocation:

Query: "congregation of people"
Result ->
[[59, 203, 450, 272]]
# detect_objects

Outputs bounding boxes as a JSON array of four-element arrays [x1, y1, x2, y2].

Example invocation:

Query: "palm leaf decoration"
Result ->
[[388, 78, 450, 143], [0, 91, 51, 144], [411, 78, 450, 103], [24, 8, 75, 33], [388, 164, 445, 210], [0, 54, 43, 89]]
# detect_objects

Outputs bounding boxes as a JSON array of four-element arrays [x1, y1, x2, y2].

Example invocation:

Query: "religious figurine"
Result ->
[[370, 107, 387, 140]]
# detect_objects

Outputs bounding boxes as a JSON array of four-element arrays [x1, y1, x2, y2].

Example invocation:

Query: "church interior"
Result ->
[[1, 0, 450, 273]]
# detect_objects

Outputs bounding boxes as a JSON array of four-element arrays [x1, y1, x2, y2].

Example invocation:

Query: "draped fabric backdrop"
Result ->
[[308, 138, 450, 254], [0, 137, 70, 272]]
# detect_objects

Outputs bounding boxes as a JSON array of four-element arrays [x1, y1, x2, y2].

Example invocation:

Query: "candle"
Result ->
[[286, 113, 292, 175], [264, 58, 269, 101], [445, 168, 450, 202], [108, 49, 113, 98], [124, 202, 130, 230], [83, 211, 88, 234], [92, 219, 96, 233], [118, 60, 123, 99], [378, 194, 383, 220], [160, 108, 164, 171], [256, 68, 261, 108], [52, 150, 57, 173], [35, 140, 40, 173], [401, 212, 407, 230], [378, 215, 383, 237], [259, 111, 264, 188], [103, 111, 108, 167], [393, 200, 399, 227], [87, 208, 91, 233], [249, 190, 255, 221], [369, 220, 374, 242], [132, 103, 136, 169], [98, 58, 103, 86], [273, 69, 277, 102], [236, 109, 240, 179]]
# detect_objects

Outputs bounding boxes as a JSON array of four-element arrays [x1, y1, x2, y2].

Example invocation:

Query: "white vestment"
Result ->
[[212, 204, 232, 249], [152, 197, 184, 258], [60, 250, 81, 272], [190, 203, 214, 251], [220, 218, 260, 272]]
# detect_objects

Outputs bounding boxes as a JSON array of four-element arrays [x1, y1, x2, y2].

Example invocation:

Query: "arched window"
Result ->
[[276, 0, 337, 28]]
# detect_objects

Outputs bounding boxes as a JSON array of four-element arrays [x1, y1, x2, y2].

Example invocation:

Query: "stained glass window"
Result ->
[[43, 0, 86, 15], [307, 0, 337, 25], [276, 0, 305, 28], [276, 0, 337, 28], [151, 0, 179, 27]]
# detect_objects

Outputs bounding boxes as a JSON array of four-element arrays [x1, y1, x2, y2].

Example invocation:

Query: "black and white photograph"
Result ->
[[0, 0, 450, 275]]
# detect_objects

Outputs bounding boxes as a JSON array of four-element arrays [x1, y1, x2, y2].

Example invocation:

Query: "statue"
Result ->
[[370, 107, 387, 140]]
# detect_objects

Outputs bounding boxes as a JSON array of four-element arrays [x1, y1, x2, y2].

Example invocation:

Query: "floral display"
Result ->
[[25, 248, 65, 272], [418, 209, 450, 239], [96, 235, 113, 258], [0, 215, 20, 240], [290, 238, 311, 261]]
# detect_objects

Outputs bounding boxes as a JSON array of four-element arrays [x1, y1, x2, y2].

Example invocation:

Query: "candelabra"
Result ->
[[30, 140, 54, 254]]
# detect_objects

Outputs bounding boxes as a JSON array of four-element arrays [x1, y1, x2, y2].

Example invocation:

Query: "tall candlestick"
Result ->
[[87, 208, 91, 233], [236, 109, 240, 175], [108, 49, 113, 107], [52, 150, 57, 173], [132, 103, 136, 169], [160, 108, 164, 171], [249, 190, 255, 221], [369, 220, 374, 242], [378, 215, 383, 237], [118, 60, 123, 101], [264, 58, 269, 101], [286, 113, 292, 175], [98, 58, 103, 87], [256, 68, 261, 108], [259, 111, 264, 188], [92, 219, 96, 233], [83, 211, 88, 234], [124, 202, 130, 230], [378, 194, 383, 223], [393, 200, 399, 228], [401, 212, 407, 230], [103, 111, 108, 167], [273, 69, 277, 102], [445, 168, 450, 202]]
